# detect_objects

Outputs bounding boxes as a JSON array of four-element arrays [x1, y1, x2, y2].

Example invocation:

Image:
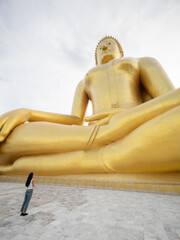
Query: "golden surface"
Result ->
[[0, 36, 180, 176], [0, 173, 180, 194]]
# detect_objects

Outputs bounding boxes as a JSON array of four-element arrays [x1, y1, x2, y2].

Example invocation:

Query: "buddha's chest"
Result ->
[[84, 58, 139, 98]]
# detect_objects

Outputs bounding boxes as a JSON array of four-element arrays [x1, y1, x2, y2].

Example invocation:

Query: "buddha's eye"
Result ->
[[108, 42, 111, 45], [99, 47, 102, 50]]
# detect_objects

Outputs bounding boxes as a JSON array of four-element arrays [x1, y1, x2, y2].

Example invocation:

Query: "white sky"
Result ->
[[0, 0, 180, 116]]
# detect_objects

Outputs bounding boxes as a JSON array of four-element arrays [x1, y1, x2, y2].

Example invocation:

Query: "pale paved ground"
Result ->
[[0, 182, 180, 240]]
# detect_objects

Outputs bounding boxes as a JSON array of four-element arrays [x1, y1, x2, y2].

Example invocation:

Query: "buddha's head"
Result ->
[[95, 36, 124, 66]]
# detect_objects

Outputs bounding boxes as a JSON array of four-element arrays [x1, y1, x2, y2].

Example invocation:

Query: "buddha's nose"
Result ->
[[102, 44, 108, 50]]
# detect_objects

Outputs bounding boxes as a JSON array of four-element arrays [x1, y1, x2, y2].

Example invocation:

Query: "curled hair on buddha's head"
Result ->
[[95, 35, 124, 65]]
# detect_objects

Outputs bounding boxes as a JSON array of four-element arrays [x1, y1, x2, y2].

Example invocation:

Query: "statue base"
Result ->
[[0, 172, 180, 194]]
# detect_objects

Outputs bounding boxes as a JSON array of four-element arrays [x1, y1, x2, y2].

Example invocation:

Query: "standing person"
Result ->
[[20, 172, 35, 216]]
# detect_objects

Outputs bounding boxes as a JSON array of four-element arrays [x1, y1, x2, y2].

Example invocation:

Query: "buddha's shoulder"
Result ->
[[84, 65, 102, 82], [114, 57, 159, 67], [138, 57, 160, 65], [85, 65, 101, 76]]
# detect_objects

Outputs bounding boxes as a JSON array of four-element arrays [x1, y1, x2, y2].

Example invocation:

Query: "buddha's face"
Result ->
[[97, 38, 121, 65]]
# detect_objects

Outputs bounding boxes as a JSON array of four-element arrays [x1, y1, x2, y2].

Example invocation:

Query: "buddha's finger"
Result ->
[[85, 109, 123, 122], [85, 113, 109, 122], [95, 115, 113, 126], [0, 116, 8, 131], [0, 117, 19, 142]]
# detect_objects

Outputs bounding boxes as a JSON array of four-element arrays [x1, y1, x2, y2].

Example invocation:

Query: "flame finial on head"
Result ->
[[95, 35, 124, 65]]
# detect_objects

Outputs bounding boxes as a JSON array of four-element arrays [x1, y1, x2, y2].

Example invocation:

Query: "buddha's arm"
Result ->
[[71, 80, 89, 122], [139, 57, 175, 97], [96, 88, 180, 146], [29, 111, 83, 125], [0, 109, 82, 143], [0, 81, 89, 142]]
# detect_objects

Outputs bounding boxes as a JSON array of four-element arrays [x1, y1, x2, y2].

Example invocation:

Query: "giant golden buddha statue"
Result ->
[[0, 36, 180, 176]]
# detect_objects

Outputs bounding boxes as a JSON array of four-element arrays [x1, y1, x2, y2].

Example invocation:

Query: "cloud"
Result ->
[[0, 0, 180, 115]]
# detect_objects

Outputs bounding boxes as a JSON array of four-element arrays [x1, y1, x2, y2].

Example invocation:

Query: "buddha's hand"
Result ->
[[0, 108, 31, 142], [85, 109, 124, 126]]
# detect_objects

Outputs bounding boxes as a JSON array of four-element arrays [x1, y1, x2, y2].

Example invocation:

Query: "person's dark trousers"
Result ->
[[21, 189, 33, 212]]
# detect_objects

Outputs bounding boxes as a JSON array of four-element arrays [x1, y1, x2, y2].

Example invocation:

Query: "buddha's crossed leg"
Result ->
[[1, 105, 180, 175]]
